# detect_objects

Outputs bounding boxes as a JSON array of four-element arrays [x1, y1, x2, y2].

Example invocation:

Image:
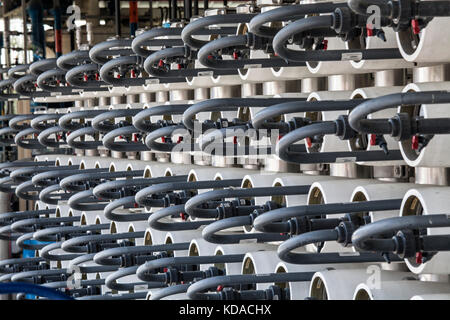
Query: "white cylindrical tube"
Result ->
[[306, 37, 366, 75], [164, 231, 202, 257], [350, 183, 413, 223], [354, 280, 450, 300], [307, 179, 381, 252], [307, 91, 353, 153], [398, 82, 450, 167], [273, 175, 340, 207], [399, 187, 450, 274], [347, 27, 413, 70], [411, 294, 450, 300], [143, 162, 196, 179], [81, 211, 108, 228], [348, 86, 405, 166], [215, 244, 276, 276], [143, 227, 167, 246], [188, 238, 219, 271], [396, 2, 450, 64], [241, 251, 281, 290], [310, 269, 413, 300], [128, 222, 149, 246]]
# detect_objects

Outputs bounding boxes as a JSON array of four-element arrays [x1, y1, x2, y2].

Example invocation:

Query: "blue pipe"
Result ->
[[0, 283, 74, 300], [27, 0, 46, 60]]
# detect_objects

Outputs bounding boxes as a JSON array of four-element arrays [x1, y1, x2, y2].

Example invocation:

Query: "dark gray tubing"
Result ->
[[102, 126, 150, 152], [92, 108, 142, 132], [131, 27, 184, 57], [143, 46, 237, 78], [272, 15, 402, 63], [133, 104, 191, 132], [31, 166, 80, 187], [203, 215, 288, 244], [15, 180, 43, 201], [31, 113, 62, 131], [0, 160, 55, 172], [56, 50, 91, 71], [348, 91, 450, 133], [352, 214, 450, 252], [251, 99, 366, 130], [16, 232, 49, 250], [276, 121, 403, 164], [10, 166, 54, 183], [0, 256, 45, 273], [59, 169, 138, 192], [65, 63, 108, 88], [248, 2, 345, 38], [12, 215, 80, 234], [39, 184, 73, 205], [69, 253, 119, 274], [197, 35, 306, 70], [99, 56, 144, 87], [8, 64, 30, 79], [33, 223, 110, 243], [37, 68, 73, 93], [58, 110, 105, 131], [105, 265, 165, 291], [68, 189, 108, 211], [38, 126, 67, 148], [136, 255, 245, 282], [67, 127, 103, 150], [148, 204, 213, 231], [186, 272, 314, 300], [0, 127, 18, 147], [94, 242, 190, 266], [0, 176, 17, 193], [61, 231, 146, 253], [199, 125, 272, 157], [181, 14, 250, 49], [13, 75, 38, 97], [43, 278, 105, 290], [92, 174, 177, 200], [11, 268, 68, 283], [103, 196, 145, 222], [40, 242, 84, 262], [277, 229, 402, 265], [150, 283, 190, 300], [14, 127, 46, 150], [134, 179, 242, 207], [29, 59, 57, 76], [89, 39, 134, 65], [0, 209, 54, 226], [0, 78, 19, 100], [184, 185, 310, 219], [0, 225, 21, 241], [183, 97, 304, 132], [144, 124, 193, 152], [99, 56, 185, 86], [77, 291, 147, 300], [252, 199, 403, 233], [347, 0, 393, 16], [9, 115, 35, 131]]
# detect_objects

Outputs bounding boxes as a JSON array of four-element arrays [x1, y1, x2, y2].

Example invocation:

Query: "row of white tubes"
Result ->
[[27, 153, 450, 300], [38, 80, 450, 168]]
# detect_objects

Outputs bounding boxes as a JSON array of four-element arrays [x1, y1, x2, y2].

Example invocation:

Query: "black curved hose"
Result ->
[[276, 121, 403, 164], [248, 2, 346, 38], [181, 14, 251, 49], [277, 228, 402, 265], [186, 272, 314, 300], [273, 15, 401, 63]]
